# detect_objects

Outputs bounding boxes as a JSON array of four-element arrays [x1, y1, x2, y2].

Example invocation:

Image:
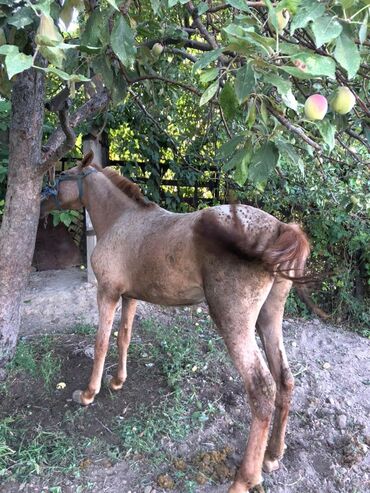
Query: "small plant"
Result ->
[[73, 323, 96, 335], [5, 336, 61, 390]]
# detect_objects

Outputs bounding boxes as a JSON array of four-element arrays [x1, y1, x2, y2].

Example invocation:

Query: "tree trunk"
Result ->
[[0, 68, 45, 369]]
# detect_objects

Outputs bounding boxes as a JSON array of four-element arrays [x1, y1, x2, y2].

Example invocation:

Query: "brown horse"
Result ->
[[40, 152, 311, 493]]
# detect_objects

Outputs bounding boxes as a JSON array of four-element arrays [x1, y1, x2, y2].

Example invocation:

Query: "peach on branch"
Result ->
[[151, 43, 164, 56], [331, 87, 356, 115], [304, 94, 328, 121]]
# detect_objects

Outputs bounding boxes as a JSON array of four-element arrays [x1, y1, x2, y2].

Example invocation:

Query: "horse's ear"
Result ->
[[79, 150, 94, 169]]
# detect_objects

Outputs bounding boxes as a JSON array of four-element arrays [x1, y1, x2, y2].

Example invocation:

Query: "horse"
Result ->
[[40, 151, 311, 493]]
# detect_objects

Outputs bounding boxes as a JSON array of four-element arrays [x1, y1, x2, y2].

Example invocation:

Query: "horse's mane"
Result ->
[[95, 165, 154, 208]]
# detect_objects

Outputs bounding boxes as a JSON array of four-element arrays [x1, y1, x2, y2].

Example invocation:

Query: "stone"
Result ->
[[337, 414, 347, 429]]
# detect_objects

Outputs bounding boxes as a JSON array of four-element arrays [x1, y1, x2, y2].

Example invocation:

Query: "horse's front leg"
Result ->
[[107, 297, 137, 391], [73, 287, 120, 406]]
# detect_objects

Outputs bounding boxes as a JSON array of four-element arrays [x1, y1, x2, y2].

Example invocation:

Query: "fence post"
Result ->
[[82, 131, 108, 283]]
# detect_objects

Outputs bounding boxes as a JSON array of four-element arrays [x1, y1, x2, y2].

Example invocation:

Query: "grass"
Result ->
[[7, 336, 62, 390], [0, 417, 81, 480], [0, 314, 229, 488], [114, 315, 225, 456], [72, 323, 96, 335]]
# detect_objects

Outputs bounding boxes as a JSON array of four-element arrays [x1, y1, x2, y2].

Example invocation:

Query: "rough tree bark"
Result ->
[[0, 68, 45, 369], [0, 68, 109, 371]]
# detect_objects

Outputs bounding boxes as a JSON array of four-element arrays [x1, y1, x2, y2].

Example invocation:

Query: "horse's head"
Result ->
[[40, 151, 97, 217]]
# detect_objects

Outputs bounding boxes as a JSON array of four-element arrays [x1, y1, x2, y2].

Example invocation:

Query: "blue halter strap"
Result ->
[[41, 168, 98, 209]]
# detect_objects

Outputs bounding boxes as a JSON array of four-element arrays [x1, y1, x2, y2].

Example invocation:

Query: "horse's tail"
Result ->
[[194, 209, 310, 282], [194, 208, 329, 319], [257, 222, 310, 282]]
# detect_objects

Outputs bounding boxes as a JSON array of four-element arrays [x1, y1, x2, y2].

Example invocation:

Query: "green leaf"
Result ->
[[227, 0, 251, 12], [234, 64, 255, 104], [92, 54, 114, 90], [111, 14, 137, 67], [192, 48, 223, 74], [276, 139, 304, 176], [150, 0, 160, 14], [233, 146, 252, 186], [36, 13, 63, 47], [199, 81, 218, 106], [223, 147, 248, 172], [111, 74, 127, 105], [311, 15, 342, 48], [279, 0, 301, 14], [290, 0, 325, 34], [263, 72, 292, 96], [5, 52, 33, 79], [315, 120, 336, 152], [7, 7, 34, 28], [219, 82, 238, 119], [168, 0, 179, 7], [39, 45, 65, 67], [334, 33, 360, 80], [223, 24, 274, 55], [0, 44, 19, 56], [199, 68, 219, 84], [60, 0, 83, 30], [217, 135, 245, 161], [281, 53, 336, 79], [359, 12, 368, 45], [282, 89, 298, 112], [249, 142, 279, 185], [197, 2, 209, 15], [106, 0, 120, 10], [81, 9, 110, 47], [44, 66, 90, 82]]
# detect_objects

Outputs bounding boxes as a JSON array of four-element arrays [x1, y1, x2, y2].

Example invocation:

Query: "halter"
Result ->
[[41, 168, 98, 209]]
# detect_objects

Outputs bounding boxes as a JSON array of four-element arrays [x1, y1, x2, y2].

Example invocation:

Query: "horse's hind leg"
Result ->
[[256, 279, 294, 473], [107, 297, 137, 391], [73, 286, 120, 406], [205, 265, 275, 493]]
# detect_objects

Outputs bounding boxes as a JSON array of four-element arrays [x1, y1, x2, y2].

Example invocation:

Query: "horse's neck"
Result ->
[[83, 175, 138, 238]]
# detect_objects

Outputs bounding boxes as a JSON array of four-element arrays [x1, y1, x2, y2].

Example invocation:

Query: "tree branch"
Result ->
[[267, 104, 322, 151], [143, 37, 211, 52], [169, 47, 197, 62], [208, 2, 266, 13], [40, 89, 109, 173], [345, 128, 370, 150], [186, 2, 220, 50], [129, 74, 202, 96]]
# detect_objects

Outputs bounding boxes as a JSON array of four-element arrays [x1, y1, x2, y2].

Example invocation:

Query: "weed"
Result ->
[[73, 323, 96, 335], [0, 418, 81, 480], [5, 336, 62, 390], [116, 390, 190, 455], [8, 340, 37, 377]]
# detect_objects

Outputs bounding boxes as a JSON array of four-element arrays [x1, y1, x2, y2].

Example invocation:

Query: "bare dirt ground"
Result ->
[[1, 268, 369, 493]]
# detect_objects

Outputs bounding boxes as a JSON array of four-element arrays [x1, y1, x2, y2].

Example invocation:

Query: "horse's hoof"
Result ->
[[251, 486, 265, 493], [262, 457, 280, 473], [105, 374, 124, 391], [228, 483, 249, 493], [229, 475, 263, 493], [72, 389, 94, 406]]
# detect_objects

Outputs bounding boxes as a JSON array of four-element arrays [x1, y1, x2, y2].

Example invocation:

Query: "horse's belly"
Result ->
[[127, 282, 205, 306]]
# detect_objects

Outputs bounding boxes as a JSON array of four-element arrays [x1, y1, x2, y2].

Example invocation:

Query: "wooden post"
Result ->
[[82, 131, 109, 283]]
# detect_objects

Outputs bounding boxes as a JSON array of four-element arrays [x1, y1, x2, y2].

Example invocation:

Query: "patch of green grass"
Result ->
[[6, 336, 62, 390], [140, 316, 226, 390], [116, 390, 190, 455], [72, 323, 96, 335], [116, 318, 224, 456], [0, 417, 82, 480]]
